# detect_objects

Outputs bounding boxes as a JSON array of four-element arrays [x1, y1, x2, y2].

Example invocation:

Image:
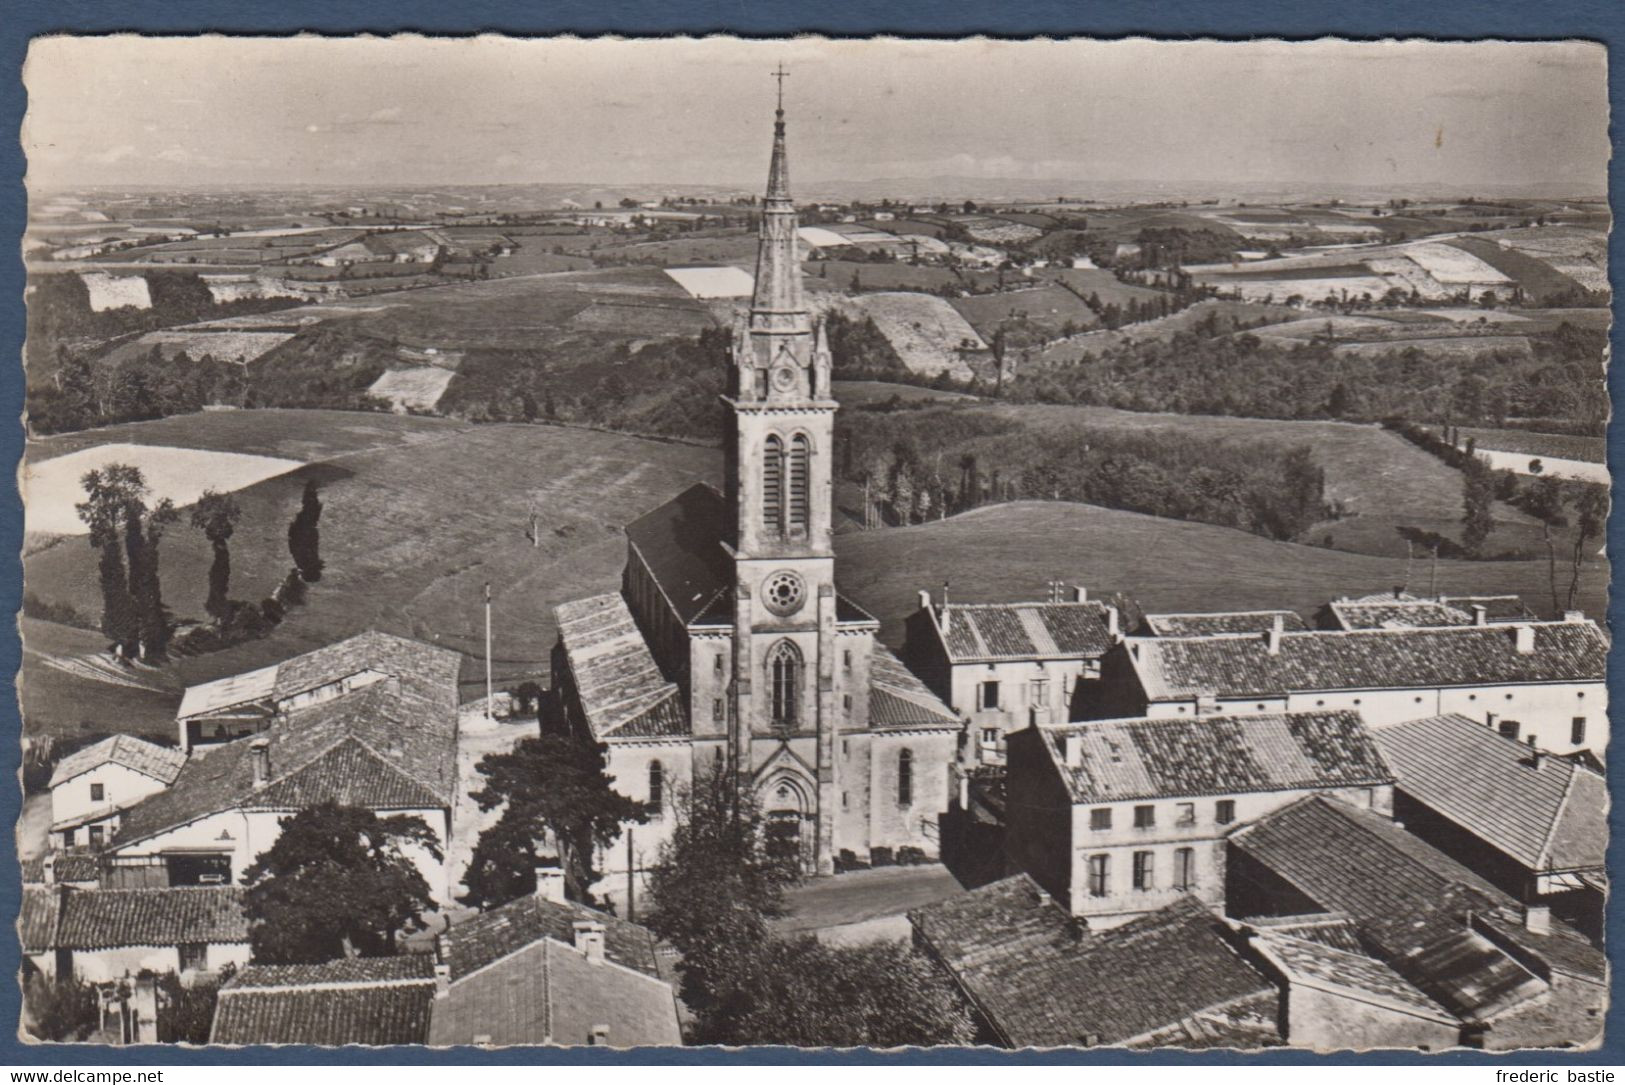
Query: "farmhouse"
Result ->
[[49, 735, 186, 851], [21, 883, 251, 984], [1004, 711, 1392, 928], [1091, 618, 1608, 756], [546, 95, 960, 899], [901, 587, 1119, 763]]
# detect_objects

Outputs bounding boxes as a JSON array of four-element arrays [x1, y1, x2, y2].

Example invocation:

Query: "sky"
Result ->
[[21, 35, 1611, 191]]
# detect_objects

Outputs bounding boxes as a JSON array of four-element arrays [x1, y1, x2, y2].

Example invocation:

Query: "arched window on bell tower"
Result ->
[[768, 640, 801, 729], [788, 434, 810, 536], [763, 434, 784, 535]]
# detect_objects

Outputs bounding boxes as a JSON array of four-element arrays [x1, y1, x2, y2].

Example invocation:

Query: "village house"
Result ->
[[21, 883, 251, 984], [175, 630, 462, 752], [1141, 610, 1308, 637], [48, 735, 186, 851], [1373, 713, 1606, 941], [908, 876, 1280, 1048], [902, 587, 1120, 764], [210, 957, 439, 1046], [427, 867, 682, 1047], [1091, 617, 1608, 756], [546, 94, 960, 901], [1227, 795, 1607, 1050], [1004, 710, 1392, 928]]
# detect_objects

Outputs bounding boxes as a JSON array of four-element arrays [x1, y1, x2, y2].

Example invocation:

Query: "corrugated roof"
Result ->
[[1374, 714, 1606, 873], [1039, 711, 1391, 804], [554, 593, 686, 740], [624, 484, 732, 626], [938, 602, 1114, 663], [50, 734, 187, 789], [1251, 932, 1455, 1021], [21, 886, 250, 952], [869, 643, 959, 729], [212, 956, 437, 1046], [1144, 611, 1307, 637], [1132, 622, 1606, 701]]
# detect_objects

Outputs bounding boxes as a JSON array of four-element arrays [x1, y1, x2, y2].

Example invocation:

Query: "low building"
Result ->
[[429, 871, 681, 1047], [1317, 591, 1537, 631], [1093, 618, 1608, 756], [49, 735, 186, 851], [211, 957, 438, 1046], [1374, 713, 1606, 940], [1006, 710, 1392, 927], [902, 587, 1119, 763], [21, 885, 251, 983], [1228, 796, 1606, 1050], [908, 878, 1279, 1049], [1142, 610, 1307, 638]]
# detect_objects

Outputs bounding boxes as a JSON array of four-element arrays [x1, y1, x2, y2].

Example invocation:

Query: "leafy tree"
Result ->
[[243, 802, 441, 963], [156, 964, 235, 1043], [287, 478, 324, 582], [75, 464, 151, 657], [1566, 482, 1608, 610], [1460, 458, 1497, 555], [21, 966, 100, 1041], [463, 729, 650, 910], [190, 489, 242, 620]]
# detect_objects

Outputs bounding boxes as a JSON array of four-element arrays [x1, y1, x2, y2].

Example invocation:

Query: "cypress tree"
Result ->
[[287, 479, 324, 583]]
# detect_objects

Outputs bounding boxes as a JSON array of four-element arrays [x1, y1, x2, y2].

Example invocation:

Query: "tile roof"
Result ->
[[1440, 595, 1536, 622], [1230, 797, 1604, 1020], [1037, 711, 1391, 804], [50, 734, 187, 789], [177, 664, 279, 721], [212, 955, 437, 1046], [937, 602, 1114, 664], [1144, 611, 1307, 637], [438, 892, 664, 983], [115, 677, 459, 848], [1130, 621, 1606, 701], [553, 593, 687, 740], [1329, 600, 1476, 631], [270, 630, 463, 705], [910, 883, 1275, 1048], [21, 852, 102, 886], [869, 643, 960, 729], [1375, 714, 1606, 873], [20, 886, 250, 953], [1250, 931, 1456, 1022], [624, 483, 732, 626]]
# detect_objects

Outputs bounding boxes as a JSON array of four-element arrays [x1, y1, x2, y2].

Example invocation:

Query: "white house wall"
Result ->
[[52, 763, 169, 836]]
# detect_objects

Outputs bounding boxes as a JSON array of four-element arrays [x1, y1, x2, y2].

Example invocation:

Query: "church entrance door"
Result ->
[[761, 776, 815, 872]]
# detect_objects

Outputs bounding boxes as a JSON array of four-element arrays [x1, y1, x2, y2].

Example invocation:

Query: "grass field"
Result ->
[[835, 501, 1607, 650], [831, 381, 978, 406], [806, 260, 961, 294], [851, 293, 982, 379], [948, 285, 1097, 338], [1037, 299, 1303, 364]]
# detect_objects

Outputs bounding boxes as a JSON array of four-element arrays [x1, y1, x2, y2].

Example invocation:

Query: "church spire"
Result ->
[[750, 63, 805, 327]]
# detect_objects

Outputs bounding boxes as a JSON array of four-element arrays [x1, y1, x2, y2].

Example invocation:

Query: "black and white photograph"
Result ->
[[12, 34, 1612, 1051]]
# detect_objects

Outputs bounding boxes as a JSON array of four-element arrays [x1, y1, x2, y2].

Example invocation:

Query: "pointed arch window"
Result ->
[[763, 435, 785, 535], [648, 760, 665, 815], [898, 749, 914, 806], [768, 641, 800, 729], [788, 434, 810, 536]]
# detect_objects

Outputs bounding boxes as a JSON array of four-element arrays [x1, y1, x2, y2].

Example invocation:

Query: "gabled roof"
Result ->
[[1129, 621, 1606, 702], [438, 892, 664, 984], [49, 734, 187, 789], [20, 886, 250, 953], [624, 483, 732, 626], [1035, 711, 1391, 804], [1144, 611, 1307, 637], [211, 955, 437, 1046], [1374, 714, 1606, 873], [553, 593, 687, 740], [1250, 931, 1456, 1023], [934, 601, 1114, 664], [177, 664, 278, 721], [869, 644, 960, 730]]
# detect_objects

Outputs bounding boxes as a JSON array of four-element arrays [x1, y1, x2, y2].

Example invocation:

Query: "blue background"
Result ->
[[0, 0, 1619, 1065]]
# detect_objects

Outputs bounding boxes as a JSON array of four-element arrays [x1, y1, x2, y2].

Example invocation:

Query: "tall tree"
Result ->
[[190, 489, 242, 620], [1460, 458, 1496, 555], [127, 497, 178, 658], [463, 729, 650, 910], [75, 465, 147, 657], [1566, 481, 1608, 610], [243, 802, 441, 964], [287, 478, 324, 582]]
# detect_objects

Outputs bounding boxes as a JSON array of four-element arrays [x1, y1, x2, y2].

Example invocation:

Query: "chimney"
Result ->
[[1527, 735, 1544, 771], [1107, 605, 1120, 641], [917, 588, 932, 615], [434, 961, 450, 999], [1512, 624, 1536, 655], [1485, 711, 1499, 733], [41, 854, 55, 886], [1524, 903, 1551, 936], [1393, 585, 1404, 600], [573, 919, 606, 964], [1072, 585, 1088, 604], [941, 582, 951, 633], [1564, 609, 1585, 623], [1195, 694, 1219, 717], [535, 864, 566, 904], [249, 738, 270, 787], [1472, 604, 1488, 627], [1265, 614, 1284, 655]]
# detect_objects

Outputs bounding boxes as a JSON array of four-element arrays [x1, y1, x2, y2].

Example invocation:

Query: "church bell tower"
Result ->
[[723, 67, 840, 873]]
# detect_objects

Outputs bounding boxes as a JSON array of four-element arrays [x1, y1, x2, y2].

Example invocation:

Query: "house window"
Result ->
[[1173, 848, 1195, 891], [61, 829, 74, 848], [1572, 717, 1587, 746], [1133, 805, 1155, 829], [768, 641, 800, 727], [843, 649, 852, 670], [714, 654, 725, 675], [1499, 718, 1519, 741], [843, 694, 852, 714], [88, 825, 104, 847], [898, 749, 913, 806], [1030, 678, 1050, 705], [1088, 854, 1110, 897], [1176, 802, 1196, 827], [89, 783, 105, 803], [841, 791, 849, 810], [763, 435, 785, 535], [178, 943, 208, 973], [980, 727, 999, 749], [648, 761, 664, 815], [1090, 808, 1112, 832], [980, 681, 1000, 710], [1215, 800, 1236, 825], [788, 434, 811, 535], [712, 698, 725, 723], [588, 1025, 610, 1046], [1132, 851, 1155, 891]]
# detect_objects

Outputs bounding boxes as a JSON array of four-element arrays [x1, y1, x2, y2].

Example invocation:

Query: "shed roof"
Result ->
[[1250, 931, 1456, 1022], [869, 644, 960, 729]]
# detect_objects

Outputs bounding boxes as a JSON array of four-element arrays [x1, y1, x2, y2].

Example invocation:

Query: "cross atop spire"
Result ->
[[772, 62, 789, 114]]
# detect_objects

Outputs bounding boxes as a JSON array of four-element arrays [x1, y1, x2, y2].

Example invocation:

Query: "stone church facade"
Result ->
[[548, 93, 960, 897]]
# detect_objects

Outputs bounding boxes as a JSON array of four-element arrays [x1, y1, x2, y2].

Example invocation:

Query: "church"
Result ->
[[547, 84, 961, 892]]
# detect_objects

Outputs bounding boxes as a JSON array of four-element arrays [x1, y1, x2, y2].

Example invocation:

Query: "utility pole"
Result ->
[[1430, 544, 1440, 597], [626, 828, 636, 923], [484, 581, 493, 722]]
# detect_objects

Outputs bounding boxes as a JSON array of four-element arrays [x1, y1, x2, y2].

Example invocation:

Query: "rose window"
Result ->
[[763, 571, 807, 616]]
